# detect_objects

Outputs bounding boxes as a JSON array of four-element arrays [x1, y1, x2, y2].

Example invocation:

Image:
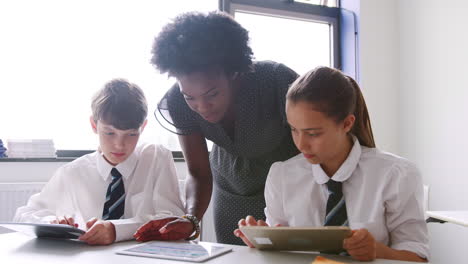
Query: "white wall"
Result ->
[[0, 162, 67, 182], [359, 0, 468, 263], [397, 1, 468, 263], [359, 0, 400, 154], [0, 161, 188, 182], [398, 0, 468, 212]]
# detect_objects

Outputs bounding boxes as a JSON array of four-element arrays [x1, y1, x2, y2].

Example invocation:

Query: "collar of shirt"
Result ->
[[96, 150, 138, 181], [312, 135, 362, 185]]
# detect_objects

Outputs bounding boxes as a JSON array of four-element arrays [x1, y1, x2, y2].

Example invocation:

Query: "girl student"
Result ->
[[234, 66, 429, 262]]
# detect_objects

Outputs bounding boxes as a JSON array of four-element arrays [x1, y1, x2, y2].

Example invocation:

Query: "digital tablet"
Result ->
[[116, 240, 233, 262], [239, 226, 351, 252], [0, 222, 85, 239]]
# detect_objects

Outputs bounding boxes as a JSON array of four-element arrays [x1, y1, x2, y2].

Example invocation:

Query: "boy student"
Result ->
[[14, 79, 185, 245], [234, 67, 429, 262]]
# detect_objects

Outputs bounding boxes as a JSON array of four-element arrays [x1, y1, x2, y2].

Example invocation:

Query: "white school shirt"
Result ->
[[14, 143, 185, 242], [264, 137, 429, 259]]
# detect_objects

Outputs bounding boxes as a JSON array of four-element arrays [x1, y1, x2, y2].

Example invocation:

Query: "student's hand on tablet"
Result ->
[[78, 217, 116, 245], [50, 215, 78, 228], [343, 228, 377, 261], [234, 215, 273, 248], [134, 216, 193, 241]]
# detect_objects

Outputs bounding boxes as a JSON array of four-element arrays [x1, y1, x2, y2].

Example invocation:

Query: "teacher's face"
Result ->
[[177, 70, 234, 123]]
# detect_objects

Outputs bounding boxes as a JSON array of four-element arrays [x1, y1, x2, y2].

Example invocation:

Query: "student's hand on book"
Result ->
[[343, 228, 377, 261], [78, 217, 116, 245], [50, 215, 78, 228], [234, 215, 274, 248], [134, 216, 193, 241]]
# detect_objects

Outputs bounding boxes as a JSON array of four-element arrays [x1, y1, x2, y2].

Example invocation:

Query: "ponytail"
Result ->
[[347, 77, 375, 148], [287, 66, 376, 148]]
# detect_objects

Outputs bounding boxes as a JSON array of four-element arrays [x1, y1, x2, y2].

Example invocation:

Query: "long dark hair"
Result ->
[[286, 66, 375, 148]]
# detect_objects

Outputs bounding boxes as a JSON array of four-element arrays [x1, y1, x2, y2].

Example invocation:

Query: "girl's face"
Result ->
[[286, 100, 355, 171], [178, 70, 235, 123]]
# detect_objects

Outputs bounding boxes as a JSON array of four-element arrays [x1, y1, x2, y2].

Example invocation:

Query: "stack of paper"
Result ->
[[0, 139, 7, 157], [6, 139, 56, 158]]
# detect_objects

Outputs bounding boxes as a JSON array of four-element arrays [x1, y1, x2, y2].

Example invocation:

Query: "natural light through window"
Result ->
[[0, 1, 336, 152], [295, 0, 337, 7], [234, 11, 331, 75], [0, 0, 217, 150]]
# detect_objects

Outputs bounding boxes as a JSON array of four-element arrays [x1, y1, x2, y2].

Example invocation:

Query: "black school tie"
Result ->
[[102, 168, 125, 220], [324, 180, 348, 226]]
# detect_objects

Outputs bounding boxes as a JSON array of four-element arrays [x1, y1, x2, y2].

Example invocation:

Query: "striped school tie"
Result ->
[[102, 168, 125, 220], [324, 180, 348, 226]]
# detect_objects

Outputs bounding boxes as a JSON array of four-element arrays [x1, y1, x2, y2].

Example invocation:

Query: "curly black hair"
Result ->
[[151, 11, 254, 76]]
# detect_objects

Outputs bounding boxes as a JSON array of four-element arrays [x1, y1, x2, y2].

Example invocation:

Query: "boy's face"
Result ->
[[90, 118, 147, 166]]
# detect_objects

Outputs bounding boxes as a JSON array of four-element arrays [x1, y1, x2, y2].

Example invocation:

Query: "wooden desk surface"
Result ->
[[1, 232, 430, 264]]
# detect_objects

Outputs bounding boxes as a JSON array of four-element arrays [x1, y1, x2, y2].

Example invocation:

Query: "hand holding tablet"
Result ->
[[239, 225, 351, 252], [235, 215, 351, 252]]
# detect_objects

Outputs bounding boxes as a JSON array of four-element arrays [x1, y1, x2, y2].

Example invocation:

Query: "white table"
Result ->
[[1, 232, 430, 264], [426, 211, 468, 227]]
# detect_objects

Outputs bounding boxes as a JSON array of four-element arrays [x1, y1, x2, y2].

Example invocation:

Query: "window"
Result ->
[[296, 0, 338, 7], [0, 0, 218, 151], [221, 0, 340, 75], [0, 0, 340, 153]]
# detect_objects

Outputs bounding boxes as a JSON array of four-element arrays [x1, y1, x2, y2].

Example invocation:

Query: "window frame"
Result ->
[[0, 1, 345, 161], [0, 150, 185, 162], [219, 0, 342, 70]]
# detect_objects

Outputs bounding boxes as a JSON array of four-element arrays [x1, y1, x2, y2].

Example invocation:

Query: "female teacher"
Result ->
[[134, 11, 299, 245]]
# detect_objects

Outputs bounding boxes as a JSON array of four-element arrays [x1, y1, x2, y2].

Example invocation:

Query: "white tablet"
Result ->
[[239, 226, 351, 252], [0, 222, 85, 239], [116, 240, 232, 262]]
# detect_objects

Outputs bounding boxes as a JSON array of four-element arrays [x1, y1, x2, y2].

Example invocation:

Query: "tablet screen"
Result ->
[[117, 241, 232, 262]]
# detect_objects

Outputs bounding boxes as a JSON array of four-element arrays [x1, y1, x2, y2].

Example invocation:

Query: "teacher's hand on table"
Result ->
[[134, 216, 194, 241]]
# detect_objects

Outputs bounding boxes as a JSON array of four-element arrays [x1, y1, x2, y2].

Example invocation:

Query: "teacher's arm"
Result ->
[[179, 132, 213, 219], [134, 132, 213, 242]]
